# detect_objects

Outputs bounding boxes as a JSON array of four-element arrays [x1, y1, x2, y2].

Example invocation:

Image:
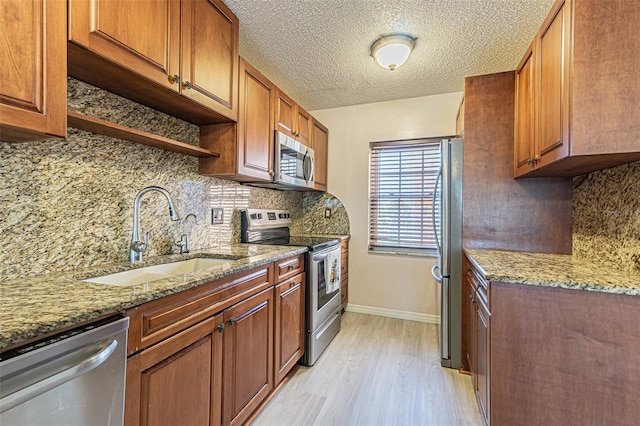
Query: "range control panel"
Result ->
[[243, 209, 292, 230]]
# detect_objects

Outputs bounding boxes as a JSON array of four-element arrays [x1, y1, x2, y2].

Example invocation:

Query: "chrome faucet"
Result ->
[[130, 186, 180, 262], [175, 213, 197, 254]]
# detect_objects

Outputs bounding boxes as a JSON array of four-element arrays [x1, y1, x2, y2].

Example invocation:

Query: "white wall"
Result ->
[[311, 92, 463, 321]]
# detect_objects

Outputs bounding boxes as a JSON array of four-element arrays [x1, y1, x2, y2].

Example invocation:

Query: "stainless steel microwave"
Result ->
[[248, 131, 315, 190]]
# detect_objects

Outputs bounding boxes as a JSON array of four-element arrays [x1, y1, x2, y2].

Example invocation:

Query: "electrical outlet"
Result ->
[[211, 208, 224, 224], [324, 208, 332, 218]]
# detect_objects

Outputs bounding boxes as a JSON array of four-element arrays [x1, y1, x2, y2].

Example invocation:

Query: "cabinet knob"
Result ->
[[290, 280, 297, 288], [228, 318, 235, 326], [217, 323, 225, 333], [182, 80, 192, 90], [469, 294, 475, 302], [168, 74, 181, 84]]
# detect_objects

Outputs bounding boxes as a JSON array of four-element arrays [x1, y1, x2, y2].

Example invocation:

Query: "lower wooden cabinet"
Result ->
[[274, 272, 305, 384], [125, 255, 306, 426], [222, 287, 274, 426], [466, 257, 490, 426], [125, 314, 224, 426], [340, 238, 349, 312]]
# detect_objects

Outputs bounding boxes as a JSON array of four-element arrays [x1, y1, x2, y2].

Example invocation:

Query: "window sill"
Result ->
[[368, 248, 438, 258]]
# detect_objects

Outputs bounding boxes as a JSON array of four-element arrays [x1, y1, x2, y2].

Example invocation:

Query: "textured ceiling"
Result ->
[[224, 0, 555, 111]]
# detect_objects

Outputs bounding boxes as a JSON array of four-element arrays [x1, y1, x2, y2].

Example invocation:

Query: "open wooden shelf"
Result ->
[[67, 111, 220, 158]]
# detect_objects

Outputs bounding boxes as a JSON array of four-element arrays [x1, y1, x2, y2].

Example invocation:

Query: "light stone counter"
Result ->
[[465, 249, 640, 296], [0, 244, 307, 351]]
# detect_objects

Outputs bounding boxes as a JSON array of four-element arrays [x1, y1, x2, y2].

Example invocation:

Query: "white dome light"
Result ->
[[370, 34, 416, 71]]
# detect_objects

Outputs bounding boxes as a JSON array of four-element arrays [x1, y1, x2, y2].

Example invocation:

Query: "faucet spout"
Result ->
[[130, 186, 180, 262]]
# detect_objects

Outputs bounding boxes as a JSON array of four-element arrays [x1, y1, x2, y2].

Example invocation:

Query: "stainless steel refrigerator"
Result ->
[[431, 138, 463, 369]]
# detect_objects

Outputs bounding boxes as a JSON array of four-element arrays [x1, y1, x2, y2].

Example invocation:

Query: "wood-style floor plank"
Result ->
[[252, 312, 483, 426]]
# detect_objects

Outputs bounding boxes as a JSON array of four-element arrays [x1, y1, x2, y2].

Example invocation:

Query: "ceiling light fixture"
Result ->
[[370, 34, 416, 71]]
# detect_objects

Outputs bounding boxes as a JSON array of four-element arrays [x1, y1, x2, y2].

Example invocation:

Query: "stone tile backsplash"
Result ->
[[573, 161, 640, 274], [0, 79, 303, 280]]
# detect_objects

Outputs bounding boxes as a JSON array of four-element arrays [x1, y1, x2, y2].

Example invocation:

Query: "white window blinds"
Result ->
[[368, 139, 441, 255]]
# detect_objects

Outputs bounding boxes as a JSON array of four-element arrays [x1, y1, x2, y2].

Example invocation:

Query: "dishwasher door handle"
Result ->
[[0, 339, 118, 413]]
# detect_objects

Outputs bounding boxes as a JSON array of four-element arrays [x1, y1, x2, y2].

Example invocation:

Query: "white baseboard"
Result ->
[[345, 304, 439, 324]]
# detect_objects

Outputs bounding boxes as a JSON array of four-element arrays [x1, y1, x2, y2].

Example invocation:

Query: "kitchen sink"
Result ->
[[83, 258, 233, 287]]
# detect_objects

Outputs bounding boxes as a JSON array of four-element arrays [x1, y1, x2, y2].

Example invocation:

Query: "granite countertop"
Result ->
[[0, 244, 307, 351], [465, 249, 640, 296]]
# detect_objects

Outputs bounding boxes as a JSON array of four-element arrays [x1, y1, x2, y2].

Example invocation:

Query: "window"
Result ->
[[368, 138, 441, 255]]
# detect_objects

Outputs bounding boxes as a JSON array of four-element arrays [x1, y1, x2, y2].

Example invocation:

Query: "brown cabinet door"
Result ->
[[236, 58, 274, 181], [274, 273, 305, 383], [312, 119, 329, 191], [275, 90, 296, 138], [536, 0, 571, 168], [125, 314, 224, 426], [514, 42, 536, 177], [181, 0, 238, 121], [0, 0, 66, 142], [295, 106, 312, 146], [475, 295, 490, 426], [223, 287, 274, 425], [68, 0, 181, 92]]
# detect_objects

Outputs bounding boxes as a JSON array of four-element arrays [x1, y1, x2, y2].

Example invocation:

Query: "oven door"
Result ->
[[308, 245, 341, 332], [275, 131, 315, 189]]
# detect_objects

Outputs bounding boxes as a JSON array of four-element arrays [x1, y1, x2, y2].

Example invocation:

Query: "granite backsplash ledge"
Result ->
[[573, 160, 640, 274], [0, 79, 302, 281]]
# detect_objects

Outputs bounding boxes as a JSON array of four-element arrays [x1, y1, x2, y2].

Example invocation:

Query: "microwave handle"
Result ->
[[303, 149, 314, 183]]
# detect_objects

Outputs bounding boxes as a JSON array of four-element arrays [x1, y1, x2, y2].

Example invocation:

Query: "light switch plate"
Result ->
[[211, 208, 224, 224]]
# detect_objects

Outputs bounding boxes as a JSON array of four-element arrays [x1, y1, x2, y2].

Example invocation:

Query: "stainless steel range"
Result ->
[[241, 209, 342, 366]]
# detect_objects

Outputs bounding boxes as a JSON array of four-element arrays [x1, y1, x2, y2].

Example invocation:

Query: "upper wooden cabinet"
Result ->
[[200, 58, 275, 182], [514, 42, 536, 177], [312, 119, 329, 191], [275, 89, 312, 146], [0, 0, 66, 142], [514, 0, 640, 178], [68, 0, 238, 125]]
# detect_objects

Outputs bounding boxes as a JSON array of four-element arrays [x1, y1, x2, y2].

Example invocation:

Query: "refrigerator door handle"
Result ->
[[432, 167, 442, 253], [431, 264, 442, 283]]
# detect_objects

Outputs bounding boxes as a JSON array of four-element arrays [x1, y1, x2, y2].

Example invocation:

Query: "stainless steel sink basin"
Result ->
[[83, 258, 232, 286]]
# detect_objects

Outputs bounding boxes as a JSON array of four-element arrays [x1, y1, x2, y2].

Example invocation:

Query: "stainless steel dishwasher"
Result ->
[[0, 316, 129, 426]]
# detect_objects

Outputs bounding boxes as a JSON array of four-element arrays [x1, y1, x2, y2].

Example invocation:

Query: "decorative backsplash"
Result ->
[[573, 161, 640, 274], [301, 192, 350, 235], [0, 79, 306, 281]]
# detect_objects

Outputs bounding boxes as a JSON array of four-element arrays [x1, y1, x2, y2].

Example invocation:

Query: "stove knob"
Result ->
[[257, 213, 262, 219], [250, 214, 257, 220]]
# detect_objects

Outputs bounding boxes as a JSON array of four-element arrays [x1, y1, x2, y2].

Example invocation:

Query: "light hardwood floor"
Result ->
[[253, 312, 483, 426]]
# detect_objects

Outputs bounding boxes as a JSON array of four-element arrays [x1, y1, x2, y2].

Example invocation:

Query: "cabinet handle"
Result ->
[[469, 294, 475, 302], [290, 280, 297, 288], [168, 74, 180, 84], [228, 318, 235, 326], [217, 323, 225, 333], [532, 155, 540, 165], [182, 81, 192, 90]]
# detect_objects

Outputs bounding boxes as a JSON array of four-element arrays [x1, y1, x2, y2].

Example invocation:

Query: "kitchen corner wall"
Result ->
[[573, 160, 640, 274], [0, 79, 302, 281]]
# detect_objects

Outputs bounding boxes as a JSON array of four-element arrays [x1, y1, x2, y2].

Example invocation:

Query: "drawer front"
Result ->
[[126, 264, 272, 355], [275, 253, 304, 283], [467, 265, 488, 307]]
